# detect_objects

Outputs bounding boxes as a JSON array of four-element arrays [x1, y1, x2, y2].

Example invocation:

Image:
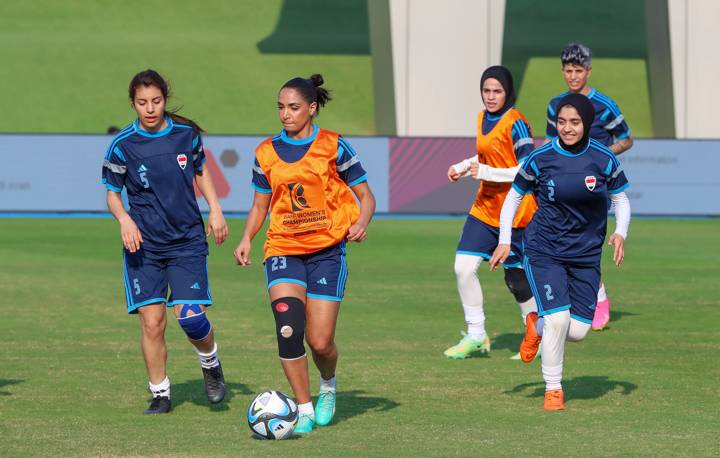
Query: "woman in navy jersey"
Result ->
[[102, 70, 228, 415], [490, 93, 631, 411]]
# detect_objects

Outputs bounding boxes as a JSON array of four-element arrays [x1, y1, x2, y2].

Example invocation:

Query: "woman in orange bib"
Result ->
[[443, 65, 539, 360], [234, 74, 376, 434]]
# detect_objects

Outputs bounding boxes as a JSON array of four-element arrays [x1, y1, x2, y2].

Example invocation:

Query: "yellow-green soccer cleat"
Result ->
[[314, 390, 336, 426], [294, 414, 315, 434], [443, 332, 491, 359]]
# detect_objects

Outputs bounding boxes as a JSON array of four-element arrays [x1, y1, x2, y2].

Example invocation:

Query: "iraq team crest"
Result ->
[[177, 154, 188, 170], [585, 175, 597, 191]]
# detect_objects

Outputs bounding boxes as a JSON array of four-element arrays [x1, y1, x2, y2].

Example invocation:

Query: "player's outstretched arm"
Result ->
[[107, 190, 143, 253], [195, 164, 228, 245], [347, 181, 376, 242], [489, 187, 523, 270], [234, 192, 271, 266]]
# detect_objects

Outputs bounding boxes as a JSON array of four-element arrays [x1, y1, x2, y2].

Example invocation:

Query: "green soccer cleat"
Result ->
[[315, 390, 336, 426], [443, 332, 491, 359], [294, 414, 315, 434]]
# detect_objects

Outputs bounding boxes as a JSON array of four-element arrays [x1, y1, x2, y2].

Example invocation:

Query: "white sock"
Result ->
[[320, 375, 336, 392], [149, 376, 170, 399], [196, 342, 220, 369], [597, 282, 607, 302], [541, 311, 570, 391], [518, 297, 537, 325], [454, 254, 486, 340], [298, 401, 314, 418]]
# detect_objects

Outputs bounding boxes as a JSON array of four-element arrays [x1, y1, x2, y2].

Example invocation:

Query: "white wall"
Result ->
[[668, 0, 720, 138], [389, 0, 506, 136]]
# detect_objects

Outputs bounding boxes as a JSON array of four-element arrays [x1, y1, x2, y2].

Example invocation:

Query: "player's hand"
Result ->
[[234, 237, 252, 266], [469, 161, 479, 178], [347, 222, 368, 242], [447, 165, 461, 182], [608, 233, 625, 267], [489, 244, 511, 271], [207, 209, 228, 246], [119, 215, 143, 253]]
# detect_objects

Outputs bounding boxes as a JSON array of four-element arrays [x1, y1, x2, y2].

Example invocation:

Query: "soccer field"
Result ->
[[1, 218, 718, 456]]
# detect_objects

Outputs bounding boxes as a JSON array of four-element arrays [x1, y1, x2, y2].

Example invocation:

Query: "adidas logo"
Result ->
[[316, 277, 328, 285], [190, 282, 201, 290], [138, 164, 148, 172], [548, 179, 555, 186]]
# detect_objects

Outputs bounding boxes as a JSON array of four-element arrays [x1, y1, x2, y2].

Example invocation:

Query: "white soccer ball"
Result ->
[[247, 390, 298, 440]]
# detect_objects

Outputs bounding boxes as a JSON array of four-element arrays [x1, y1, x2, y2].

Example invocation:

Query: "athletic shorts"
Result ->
[[522, 253, 600, 323], [264, 242, 348, 302], [122, 249, 211, 314], [456, 215, 525, 269]]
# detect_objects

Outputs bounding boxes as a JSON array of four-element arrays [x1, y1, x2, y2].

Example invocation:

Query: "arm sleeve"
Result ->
[[192, 134, 206, 172], [602, 101, 631, 140], [546, 102, 558, 138], [474, 164, 520, 182], [512, 119, 535, 162], [337, 136, 368, 187], [251, 158, 272, 194], [498, 188, 523, 244], [101, 144, 127, 192], [610, 191, 630, 239]]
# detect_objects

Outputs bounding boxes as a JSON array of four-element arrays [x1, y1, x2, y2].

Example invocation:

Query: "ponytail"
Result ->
[[281, 73, 332, 115]]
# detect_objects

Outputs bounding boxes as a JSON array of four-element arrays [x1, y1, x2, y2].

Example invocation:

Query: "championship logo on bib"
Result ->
[[177, 154, 188, 170], [585, 175, 597, 191]]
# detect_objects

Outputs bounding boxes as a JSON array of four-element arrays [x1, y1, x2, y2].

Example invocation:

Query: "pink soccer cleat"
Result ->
[[592, 296, 611, 330]]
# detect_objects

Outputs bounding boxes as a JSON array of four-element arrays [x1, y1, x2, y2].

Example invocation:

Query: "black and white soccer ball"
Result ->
[[247, 390, 298, 440]]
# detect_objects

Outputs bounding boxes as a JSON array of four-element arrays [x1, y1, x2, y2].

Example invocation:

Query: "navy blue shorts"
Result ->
[[456, 215, 525, 269], [123, 250, 211, 314], [264, 242, 348, 302], [522, 253, 600, 324]]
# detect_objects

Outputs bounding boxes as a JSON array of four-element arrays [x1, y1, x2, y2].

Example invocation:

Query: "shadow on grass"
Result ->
[[504, 376, 637, 401], [0, 379, 23, 395], [491, 332, 524, 352], [170, 379, 253, 412], [327, 390, 399, 424]]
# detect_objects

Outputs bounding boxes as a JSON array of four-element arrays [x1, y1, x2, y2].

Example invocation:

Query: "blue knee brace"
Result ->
[[178, 305, 212, 340]]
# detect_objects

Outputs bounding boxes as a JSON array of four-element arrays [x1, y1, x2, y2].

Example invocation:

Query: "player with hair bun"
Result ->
[[545, 42, 634, 330], [234, 74, 376, 434], [491, 93, 631, 410], [102, 69, 228, 415], [443, 65, 539, 360]]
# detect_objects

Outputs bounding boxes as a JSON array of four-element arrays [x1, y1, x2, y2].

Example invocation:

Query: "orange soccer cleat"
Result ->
[[520, 312, 542, 363], [544, 389, 565, 411]]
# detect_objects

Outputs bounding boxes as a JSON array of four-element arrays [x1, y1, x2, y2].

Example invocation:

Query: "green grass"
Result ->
[[1, 218, 718, 456], [516, 57, 653, 138], [0, 0, 374, 135]]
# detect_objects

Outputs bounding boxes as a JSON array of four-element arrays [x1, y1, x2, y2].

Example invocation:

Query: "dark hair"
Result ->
[[560, 43, 592, 69], [128, 69, 204, 132], [280, 74, 332, 115]]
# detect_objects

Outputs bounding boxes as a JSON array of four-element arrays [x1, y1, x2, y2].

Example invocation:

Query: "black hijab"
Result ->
[[556, 93, 595, 152], [480, 65, 516, 116]]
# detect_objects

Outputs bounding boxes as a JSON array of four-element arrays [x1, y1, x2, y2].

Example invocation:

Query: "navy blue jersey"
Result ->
[[512, 138, 629, 264], [101, 117, 208, 258], [251, 125, 367, 193], [546, 89, 631, 146], [482, 111, 535, 161]]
